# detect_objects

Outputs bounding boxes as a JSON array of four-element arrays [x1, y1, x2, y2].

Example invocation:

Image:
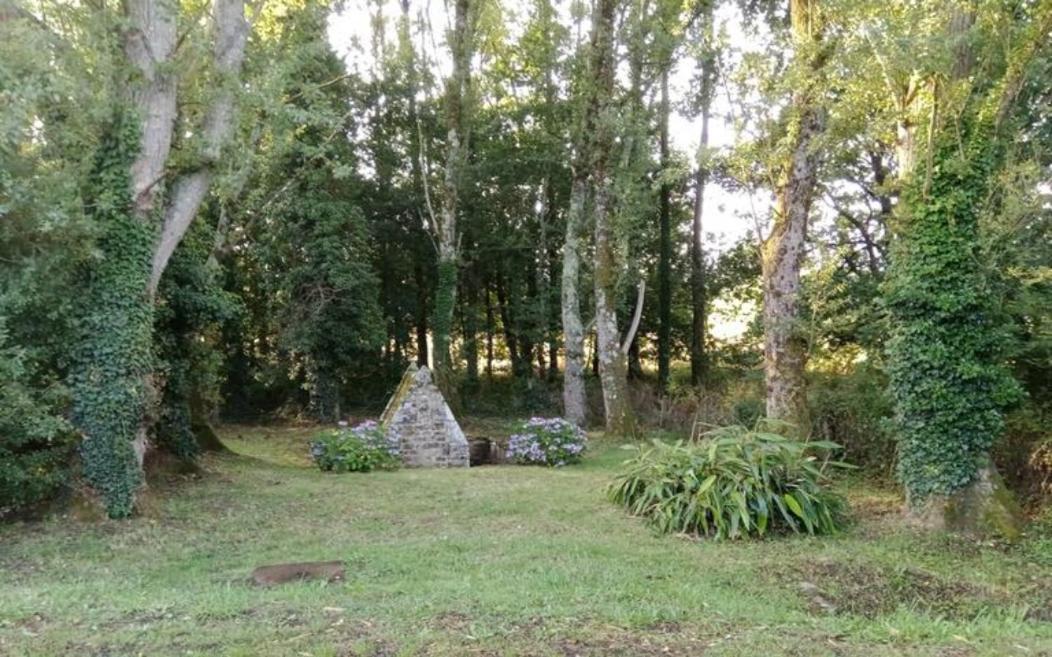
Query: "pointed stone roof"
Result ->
[[381, 365, 469, 468]]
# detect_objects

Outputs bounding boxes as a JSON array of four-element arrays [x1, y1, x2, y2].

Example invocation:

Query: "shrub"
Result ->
[[310, 420, 400, 473], [0, 330, 74, 516], [608, 422, 851, 538], [506, 417, 587, 466], [808, 366, 895, 477]]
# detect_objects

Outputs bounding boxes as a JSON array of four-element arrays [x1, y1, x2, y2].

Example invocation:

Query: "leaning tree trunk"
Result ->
[[148, 0, 248, 295], [761, 0, 826, 434], [150, 0, 248, 458]]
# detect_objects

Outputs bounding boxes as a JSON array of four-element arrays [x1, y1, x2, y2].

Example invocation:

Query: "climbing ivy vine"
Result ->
[[69, 113, 155, 518], [885, 119, 1020, 503]]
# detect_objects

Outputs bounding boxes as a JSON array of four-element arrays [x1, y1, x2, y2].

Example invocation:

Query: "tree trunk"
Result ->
[[627, 334, 643, 380], [123, 0, 181, 470], [72, 0, 178, 517], [495, 273, 520, 370], [561, 174, 588, 426], [484, 280, 494, 375], [547, 239, 560, 380], [657, 67, 672, 391], [463, 266, 480, 386], [594, 180, 635, 434], [431, 0, 474, 378], [124, 0, 179, 223], [886, 4, 1051, 538], [148, 0, 249, 296], [401, 0, 430, 373], [590, 0, 635, 435], [761, 0, 826, 433], [690, 2, 715, 388], [414, 260, 429, 367]]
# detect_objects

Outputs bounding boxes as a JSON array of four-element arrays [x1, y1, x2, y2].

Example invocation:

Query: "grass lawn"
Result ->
[[2, 422, 1050, 657]]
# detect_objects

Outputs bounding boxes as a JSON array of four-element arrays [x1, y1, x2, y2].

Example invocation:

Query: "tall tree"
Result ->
[[590, 0, 636, 435], [884, 2, 1051, 536], [70, 0, 249, 517], [690, 0, 716, 388], [760, 0, 827, 432], [656, 49, 673, 392], [561, 1, 593, 427], [431, 0, 477, 380]]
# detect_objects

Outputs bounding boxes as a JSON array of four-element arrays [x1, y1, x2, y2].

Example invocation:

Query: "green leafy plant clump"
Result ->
[[608, 423, 851, 539], [0, 326, 74, 516], [310, 420, 401, 473]]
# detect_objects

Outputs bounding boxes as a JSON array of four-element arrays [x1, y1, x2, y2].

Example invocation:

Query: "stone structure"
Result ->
[[380, 365, 469, 467]]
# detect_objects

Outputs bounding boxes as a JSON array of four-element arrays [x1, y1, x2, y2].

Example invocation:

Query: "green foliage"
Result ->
[[310, 421, 400, 473], [0, 325, 73, 515], [885, 132, 1021, 504], [224, 7, 384, 420], [155, 218, 240, 460], [69, 114, 154, 519], [808, 364, 895, 476], [608, 423, 850, 538], [431, 257, 458, 373]]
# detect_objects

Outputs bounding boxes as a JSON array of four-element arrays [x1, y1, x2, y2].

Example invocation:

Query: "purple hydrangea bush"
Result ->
[[310, 420, 401, 472], [506, 417, 587, 467]]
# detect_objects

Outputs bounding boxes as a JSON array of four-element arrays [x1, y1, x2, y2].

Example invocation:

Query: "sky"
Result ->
[[326, 0, 769, 255]]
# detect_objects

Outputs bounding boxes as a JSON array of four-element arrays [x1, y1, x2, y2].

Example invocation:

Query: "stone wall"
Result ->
[[381, 365, 469, 468]]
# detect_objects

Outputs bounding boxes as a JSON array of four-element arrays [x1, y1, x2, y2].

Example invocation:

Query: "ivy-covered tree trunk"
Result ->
[[885, 4, 1050, 538], [71, 116, 156, 518], [70, 0, 249, 517], [761, 0, 826, 433], [70, 0, 178, 517], [432, 0, 474, 380], [886, 140, 1022, 536], [308, 364, 342, 423]]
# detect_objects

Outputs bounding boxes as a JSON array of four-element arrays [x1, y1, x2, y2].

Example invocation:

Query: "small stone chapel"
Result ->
[[379, 364, 469, 467]]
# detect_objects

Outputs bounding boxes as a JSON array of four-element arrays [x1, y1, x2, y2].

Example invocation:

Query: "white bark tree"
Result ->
[[561, 174, 588, 426], [760, 0, 827, 433], [149, 0, 250, 295], [589, 0, 636, 436], [125, 0, 249, 472]]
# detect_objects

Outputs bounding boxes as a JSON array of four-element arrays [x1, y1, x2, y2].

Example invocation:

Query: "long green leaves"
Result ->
[[608, 423, 852, 539]]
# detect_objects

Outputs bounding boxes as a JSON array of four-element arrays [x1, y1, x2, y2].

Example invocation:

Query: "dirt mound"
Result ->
[[789, 559, 1008, 620]]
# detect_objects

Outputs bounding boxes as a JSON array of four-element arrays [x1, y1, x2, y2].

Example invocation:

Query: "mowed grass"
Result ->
[[1, 423, 1050, 657]]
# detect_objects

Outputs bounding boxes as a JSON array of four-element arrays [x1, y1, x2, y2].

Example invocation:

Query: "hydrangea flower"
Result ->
[[506, 417, 586, 467], [310, 420, 400, 472]]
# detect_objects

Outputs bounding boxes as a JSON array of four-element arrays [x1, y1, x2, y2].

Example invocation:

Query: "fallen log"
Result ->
[[251, 561, 345, 586]]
